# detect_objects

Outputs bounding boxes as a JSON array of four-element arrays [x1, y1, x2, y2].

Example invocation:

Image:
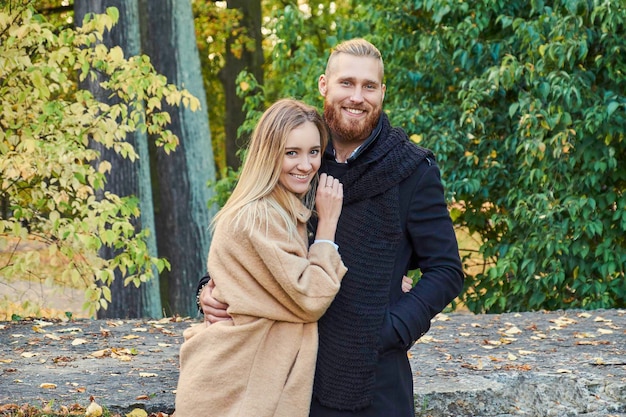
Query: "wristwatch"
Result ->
[[196, 274, 211, 312]]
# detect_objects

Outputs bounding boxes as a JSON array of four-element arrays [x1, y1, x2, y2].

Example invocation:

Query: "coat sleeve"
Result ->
[[210, 217, 347, 323], [389, 161, 465, 348]]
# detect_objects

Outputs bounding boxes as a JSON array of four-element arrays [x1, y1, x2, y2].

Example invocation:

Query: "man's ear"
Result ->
[[318, 75, 327, 96]]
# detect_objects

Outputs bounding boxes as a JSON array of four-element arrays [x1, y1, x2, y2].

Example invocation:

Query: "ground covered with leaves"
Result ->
[[0, 310, 624, 416], [0, 316, 190, 416]]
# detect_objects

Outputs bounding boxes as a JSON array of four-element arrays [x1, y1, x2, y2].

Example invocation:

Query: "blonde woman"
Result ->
[[175, 99, 347, 417]]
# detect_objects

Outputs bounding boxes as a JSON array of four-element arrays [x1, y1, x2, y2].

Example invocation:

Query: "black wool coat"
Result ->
[[309, 115, 464, 417]]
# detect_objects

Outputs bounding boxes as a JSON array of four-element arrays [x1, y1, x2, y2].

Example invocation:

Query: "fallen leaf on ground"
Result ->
[[0, 404, 19, 413], [57, 327, 82, 333], [89, 349, 110, 358], [550, 316, 577, 328], [576, 340, 611, 346], [86, 398, 103, 417], [126, 408, 148, 417], [504, 326, 522, 335], [594, 316, 611, 322], [574, 332, 596, 338]]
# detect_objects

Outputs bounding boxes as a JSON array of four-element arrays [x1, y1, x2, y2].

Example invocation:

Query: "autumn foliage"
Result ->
[[0, 5, 199, 316]]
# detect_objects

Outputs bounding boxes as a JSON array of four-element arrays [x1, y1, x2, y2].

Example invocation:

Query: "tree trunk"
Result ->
[[138, 0, 216, 317], [74, 0, 163, 319], [221, 0, 264, 170]]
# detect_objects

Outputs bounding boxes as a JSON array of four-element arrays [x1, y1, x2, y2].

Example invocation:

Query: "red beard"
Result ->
[[324, 103, 380, 143]]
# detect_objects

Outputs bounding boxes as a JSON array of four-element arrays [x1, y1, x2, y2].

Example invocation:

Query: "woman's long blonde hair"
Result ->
[[212, 98, 328, 238]]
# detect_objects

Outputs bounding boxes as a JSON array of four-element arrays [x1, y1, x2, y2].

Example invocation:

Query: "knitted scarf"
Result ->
[[313, 114, 432, 410]]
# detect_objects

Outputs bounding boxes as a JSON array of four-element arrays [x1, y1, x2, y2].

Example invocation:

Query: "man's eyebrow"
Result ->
[[337, 75, 381, 86]]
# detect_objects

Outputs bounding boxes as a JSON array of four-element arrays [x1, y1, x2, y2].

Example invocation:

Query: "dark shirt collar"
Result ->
[[324, 115, 384, 164]]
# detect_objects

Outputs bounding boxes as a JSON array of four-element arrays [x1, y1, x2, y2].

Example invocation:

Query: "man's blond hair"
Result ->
[[325, 38, 384, 79]]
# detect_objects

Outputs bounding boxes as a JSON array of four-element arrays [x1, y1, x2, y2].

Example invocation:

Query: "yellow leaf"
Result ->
[[39, 383, 57, 389], [594, 316, 611, 323], [597, 328, 613, 335], [132, 327, 148, 332], [239, 81, 250, 91], [109, 46, 124, 62], [71, 338, 88, 346], [126, 408, 148, 417], [86, 399, 103, 417], [98, 161, 112, 174], [504, 326, 522, 335], [89, 349, 109, 358], [549, 316, 577, 329]]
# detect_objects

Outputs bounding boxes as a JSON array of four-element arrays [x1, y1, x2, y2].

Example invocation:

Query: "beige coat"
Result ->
[[175, 205, 347, 417]]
